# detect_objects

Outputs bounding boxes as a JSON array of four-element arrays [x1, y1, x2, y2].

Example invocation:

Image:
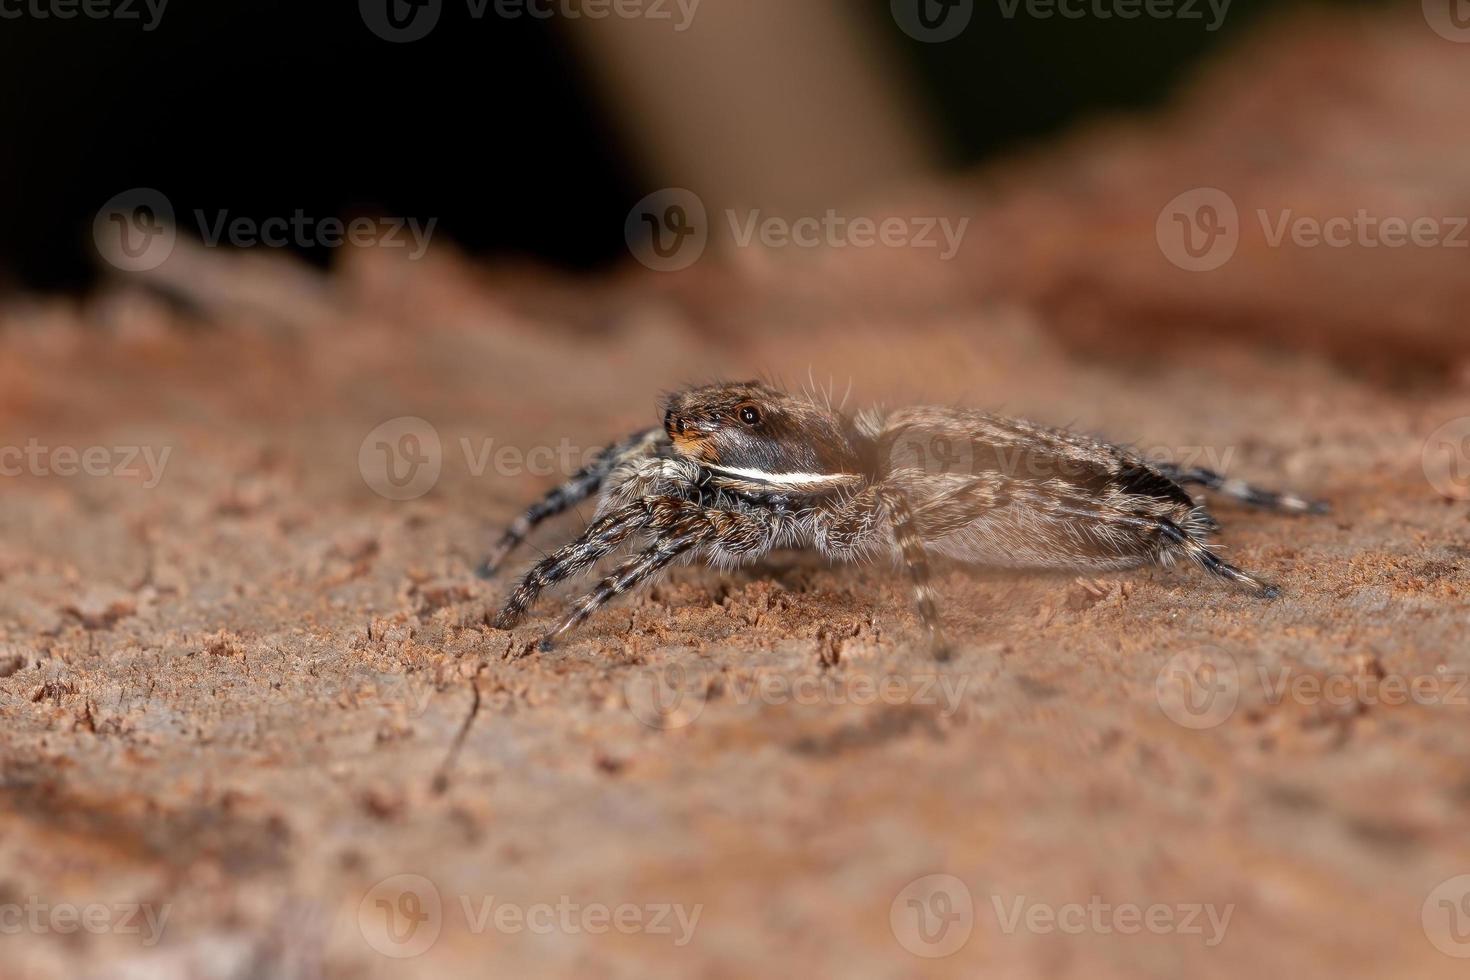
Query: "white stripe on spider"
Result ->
[[708, 465, 860, 486]]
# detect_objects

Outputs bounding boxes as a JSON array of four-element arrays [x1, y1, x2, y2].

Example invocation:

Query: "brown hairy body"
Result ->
[[481, 382, 1326, 658]]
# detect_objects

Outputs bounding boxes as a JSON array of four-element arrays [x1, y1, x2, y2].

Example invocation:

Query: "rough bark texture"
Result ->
[[2, 8, 1469, 977]]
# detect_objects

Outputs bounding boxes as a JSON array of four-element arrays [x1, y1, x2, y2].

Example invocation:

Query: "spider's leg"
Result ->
[[490, 499, 654, 629], [537, 535, 698, 651], [1051, 501, 1279, 598], [1154, 517, 1280, 597], [538, 506, 779, 650], [879, 488, 952, 662], [1157, 464, 1328, 515], [477, 427, 663, 578]]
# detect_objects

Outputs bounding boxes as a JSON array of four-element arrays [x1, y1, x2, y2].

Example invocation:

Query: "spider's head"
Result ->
[[662, 381, 857, 476]]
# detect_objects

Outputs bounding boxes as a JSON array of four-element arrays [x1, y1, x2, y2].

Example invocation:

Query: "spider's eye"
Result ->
[[738, 405, 761, 426]]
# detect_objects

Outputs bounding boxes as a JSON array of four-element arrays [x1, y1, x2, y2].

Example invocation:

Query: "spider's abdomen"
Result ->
[[873, 407, 1203, 571]]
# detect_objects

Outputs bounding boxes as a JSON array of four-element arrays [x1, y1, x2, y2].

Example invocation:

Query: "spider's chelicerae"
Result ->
[[481, 381, 1327, 658]]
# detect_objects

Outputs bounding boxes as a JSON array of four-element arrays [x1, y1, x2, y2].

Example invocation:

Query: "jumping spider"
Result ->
[[481, 381, 1326, 658]]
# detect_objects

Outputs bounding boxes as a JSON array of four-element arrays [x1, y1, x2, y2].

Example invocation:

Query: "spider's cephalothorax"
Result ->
[[479, 381, 1327, 658]]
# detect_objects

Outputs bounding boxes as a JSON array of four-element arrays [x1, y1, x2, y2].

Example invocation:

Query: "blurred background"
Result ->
[[0, 0, 1380, 290], [5, 3, 1470, 978]]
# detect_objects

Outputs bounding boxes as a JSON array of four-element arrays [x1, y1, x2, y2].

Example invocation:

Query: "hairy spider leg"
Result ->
[[491, 499, 657, 628], [477, 427, 663, 578], [538, 536, 699, 651], [532, 500, 785, 649], [1047, 500, 1280, 598], [879, 488, 952, 662], [1158, 464, 1328, 515]]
